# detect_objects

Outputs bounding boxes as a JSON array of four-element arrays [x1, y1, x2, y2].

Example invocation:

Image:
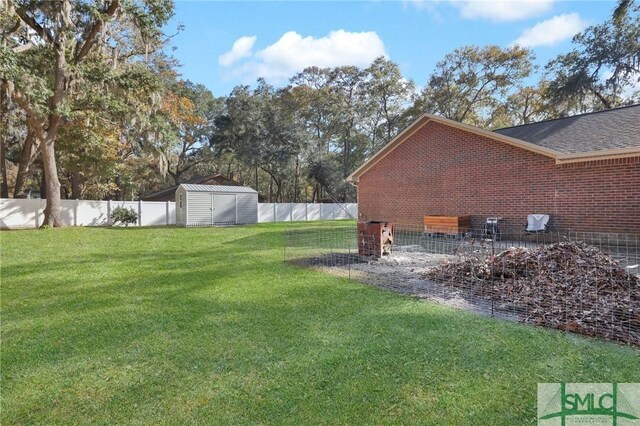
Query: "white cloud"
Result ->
[[223, 30, 387, 82], [456, 0, 554, 22], [513, 13, 586, 47], [218, 36, 257, 67], [408, 0, 554, 22]]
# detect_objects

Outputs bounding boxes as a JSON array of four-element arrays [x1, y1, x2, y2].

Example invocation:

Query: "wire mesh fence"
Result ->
[[284, 223, 640, 346]]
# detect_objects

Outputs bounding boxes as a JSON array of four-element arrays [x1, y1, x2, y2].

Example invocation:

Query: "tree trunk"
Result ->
[[274, 178, 282, 203], [41, 140, 62, 226], [41, 20, 67, 227], [0, 88, 8, 198], [70, 171, 82, 199], [254, 165, 258, 193], [114, 176, 122, 201], [0, 134, 8, 198], [39, 168, 46, 199], [293, 157, 300, 202], [169, 170, 180, 185], [13, 130, 36, 198]]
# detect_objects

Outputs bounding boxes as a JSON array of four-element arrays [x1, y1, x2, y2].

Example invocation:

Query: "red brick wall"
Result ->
[[357, 121, 640, 235]]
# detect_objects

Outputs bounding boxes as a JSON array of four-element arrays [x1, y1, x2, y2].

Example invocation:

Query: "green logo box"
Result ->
[[538, 383, 640, 425]]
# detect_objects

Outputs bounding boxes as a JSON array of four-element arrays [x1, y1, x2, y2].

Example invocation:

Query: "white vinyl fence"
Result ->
[[0, 198, 357, 229], [257, 203, 357, 223]]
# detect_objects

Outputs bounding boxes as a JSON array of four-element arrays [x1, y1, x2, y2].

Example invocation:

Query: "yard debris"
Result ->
[[422, 241, 640, 345]]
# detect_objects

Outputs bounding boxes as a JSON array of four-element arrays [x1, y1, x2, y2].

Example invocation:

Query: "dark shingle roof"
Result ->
[[140, 174, 240, 201], [494, 104, 640, 154]]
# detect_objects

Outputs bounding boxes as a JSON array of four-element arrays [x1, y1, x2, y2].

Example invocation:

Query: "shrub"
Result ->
[[110, 206, 138, 226]]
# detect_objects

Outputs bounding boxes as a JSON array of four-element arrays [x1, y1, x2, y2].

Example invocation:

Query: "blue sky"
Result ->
[[165, 1, 616, 96]]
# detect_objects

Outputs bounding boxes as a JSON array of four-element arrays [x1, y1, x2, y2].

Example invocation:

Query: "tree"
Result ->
[[213, 80, 306, 202], [417, 45, 534, 128], [160, 81, 217, 185], [363, 57, 416, 149], [545, 1, 640, 110], [0, 0, 174, 226]]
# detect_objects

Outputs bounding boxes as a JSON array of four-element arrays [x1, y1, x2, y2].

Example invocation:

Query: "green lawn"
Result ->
[[1, 222, 638, 424]]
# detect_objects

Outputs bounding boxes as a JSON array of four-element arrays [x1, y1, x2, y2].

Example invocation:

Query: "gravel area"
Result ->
[[301, 246, 521, 321]]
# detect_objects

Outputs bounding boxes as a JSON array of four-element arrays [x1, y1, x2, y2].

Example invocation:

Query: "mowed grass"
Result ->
[[1, 223, 638, 425]]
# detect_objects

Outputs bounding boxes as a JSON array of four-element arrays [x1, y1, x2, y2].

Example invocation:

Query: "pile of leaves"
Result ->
[[422, 241, 640, 345]]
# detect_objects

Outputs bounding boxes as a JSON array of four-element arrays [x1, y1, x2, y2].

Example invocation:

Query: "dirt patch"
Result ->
[[301, 247, 520, 321], [298, 242, 639, 345]]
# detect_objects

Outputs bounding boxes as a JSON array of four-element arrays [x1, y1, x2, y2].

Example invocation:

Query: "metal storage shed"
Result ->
[[175, 184, 258, 226]]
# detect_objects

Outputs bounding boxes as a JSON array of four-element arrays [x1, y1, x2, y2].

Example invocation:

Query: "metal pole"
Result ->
[[348, 229, 351, 279]]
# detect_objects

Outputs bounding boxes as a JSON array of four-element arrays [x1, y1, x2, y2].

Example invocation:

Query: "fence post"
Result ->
[[107, 199, 111, 226], [289, 203, 293, 222], [305, 203, 308, 222], [166, 201, 170, 225], [348, 229, 351, 279], [273, 203, 276, 222], [320, 203, 323, 220], [74, 199, 79, 227], [333, 204, 336, 220], [138, 200, 142, 226]]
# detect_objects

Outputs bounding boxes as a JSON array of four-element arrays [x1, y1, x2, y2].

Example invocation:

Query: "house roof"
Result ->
[[140, 173, 240, 200], [494, 104, 640, 155], [346, 106, 640, 183], [180, 184, 257, 193]]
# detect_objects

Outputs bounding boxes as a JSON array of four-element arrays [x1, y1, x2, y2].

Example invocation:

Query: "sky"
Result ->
[[164, 0, 617, 96]]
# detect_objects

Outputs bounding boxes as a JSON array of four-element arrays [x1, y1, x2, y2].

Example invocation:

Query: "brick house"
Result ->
[[347, 105, 640, 235]]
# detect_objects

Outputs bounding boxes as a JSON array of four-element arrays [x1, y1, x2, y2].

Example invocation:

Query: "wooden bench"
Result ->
[[424, 215, 471, 236]]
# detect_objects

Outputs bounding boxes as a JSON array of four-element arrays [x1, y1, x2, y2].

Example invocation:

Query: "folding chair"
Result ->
[[525, 214, 550, 233]]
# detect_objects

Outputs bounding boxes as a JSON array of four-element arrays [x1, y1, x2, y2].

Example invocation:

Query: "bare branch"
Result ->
[[12, 43, 34, 53]]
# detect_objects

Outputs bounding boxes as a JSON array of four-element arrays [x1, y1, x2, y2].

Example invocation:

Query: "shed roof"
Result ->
[[494, 104, 640, 154], [179, 184, 257, 193]]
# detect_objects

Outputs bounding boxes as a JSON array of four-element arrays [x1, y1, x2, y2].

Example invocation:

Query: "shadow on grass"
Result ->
[[2, 224, 639, 424]]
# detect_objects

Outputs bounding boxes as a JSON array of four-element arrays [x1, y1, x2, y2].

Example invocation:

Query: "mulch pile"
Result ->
[[422, 241, 640, 345]]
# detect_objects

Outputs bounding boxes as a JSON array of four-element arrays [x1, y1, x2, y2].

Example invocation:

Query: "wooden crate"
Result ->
[[423, 215, 471, 235]]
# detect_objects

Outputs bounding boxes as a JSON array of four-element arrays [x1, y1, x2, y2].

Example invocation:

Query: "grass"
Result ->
[[1, 222, 638, 424]]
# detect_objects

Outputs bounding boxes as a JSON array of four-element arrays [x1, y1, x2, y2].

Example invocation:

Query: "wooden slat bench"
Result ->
[[423, 215, 471, 236]]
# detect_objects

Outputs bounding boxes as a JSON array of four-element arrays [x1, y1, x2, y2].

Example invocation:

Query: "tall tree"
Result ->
[[363, 57, 416, 148], [545, 1, 640, 110], [417, 45, 534, 128], [0, 0, 174, 226], [161, 81, 218, 185]]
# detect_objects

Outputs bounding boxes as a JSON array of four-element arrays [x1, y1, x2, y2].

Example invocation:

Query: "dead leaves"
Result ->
[[423, 241, 640, 345]]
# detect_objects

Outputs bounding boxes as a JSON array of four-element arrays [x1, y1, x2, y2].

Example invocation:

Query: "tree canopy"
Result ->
[[1, 0, 638, 220]]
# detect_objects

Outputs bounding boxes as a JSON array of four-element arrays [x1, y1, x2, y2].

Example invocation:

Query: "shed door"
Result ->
[[212, 194, 236, 224]]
